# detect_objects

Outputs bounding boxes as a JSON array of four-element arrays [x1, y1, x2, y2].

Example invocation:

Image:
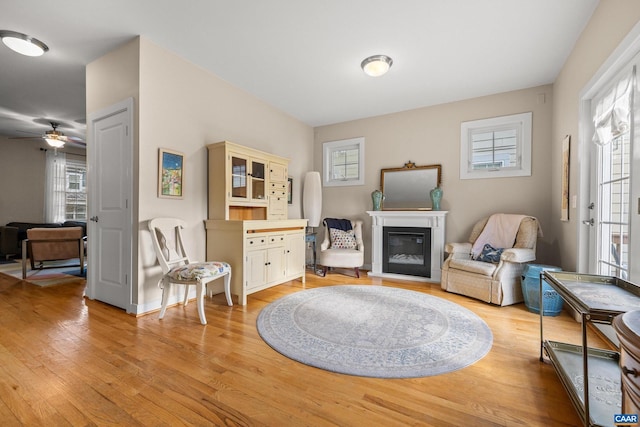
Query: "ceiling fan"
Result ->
[[9, 121, 86, 149]]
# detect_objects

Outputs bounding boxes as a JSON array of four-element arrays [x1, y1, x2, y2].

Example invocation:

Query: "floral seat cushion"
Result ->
[[167, 261, 231, 282]]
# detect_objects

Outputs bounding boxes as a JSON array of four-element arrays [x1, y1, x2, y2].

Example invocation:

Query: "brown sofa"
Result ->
[[22, 227, 85, 278], [0, 226, 19, 259]]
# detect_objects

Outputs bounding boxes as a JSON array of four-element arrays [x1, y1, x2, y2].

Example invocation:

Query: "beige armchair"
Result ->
[[318, 219, 364, 278], [441, 215, 540, 306]]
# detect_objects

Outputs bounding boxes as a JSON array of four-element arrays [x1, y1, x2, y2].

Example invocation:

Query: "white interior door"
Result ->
[[86, 98, 133, 311]]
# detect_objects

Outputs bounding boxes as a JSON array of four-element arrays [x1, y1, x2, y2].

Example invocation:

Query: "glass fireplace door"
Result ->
[[383, 227, 431, 278]]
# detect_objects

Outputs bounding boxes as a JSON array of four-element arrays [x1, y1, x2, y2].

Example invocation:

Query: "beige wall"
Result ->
[[0, 136, 86, 226], [0, 137, 47, 225], [87, 37, 313, 313], [315, 85, 555, 266], [552, 1, 640, 270]]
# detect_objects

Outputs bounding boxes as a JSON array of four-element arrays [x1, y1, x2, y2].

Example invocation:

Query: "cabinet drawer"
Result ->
[[620, 346, 640, 405], [270, 190, 286, 198], [270, 182, 287, 191], [268, 234, 285, 245], [247, 236, 268, 247]]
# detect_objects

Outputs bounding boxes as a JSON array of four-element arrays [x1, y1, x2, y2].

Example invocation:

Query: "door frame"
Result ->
[[578, 22, 640, 273], [86, 98, 135, 312]]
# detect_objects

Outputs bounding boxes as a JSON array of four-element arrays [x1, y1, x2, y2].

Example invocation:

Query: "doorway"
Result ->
[[579, 28, 640, 283]]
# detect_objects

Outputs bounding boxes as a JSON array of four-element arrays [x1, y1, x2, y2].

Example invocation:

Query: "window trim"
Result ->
[[460, 112, 532, 180], [322, 137, 365, 187]]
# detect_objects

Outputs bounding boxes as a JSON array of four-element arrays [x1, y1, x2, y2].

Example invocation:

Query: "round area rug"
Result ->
[[256, 285, 493, 378]]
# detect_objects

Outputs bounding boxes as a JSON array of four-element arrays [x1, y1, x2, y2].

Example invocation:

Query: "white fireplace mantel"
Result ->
[[367, 210, 448, 283]]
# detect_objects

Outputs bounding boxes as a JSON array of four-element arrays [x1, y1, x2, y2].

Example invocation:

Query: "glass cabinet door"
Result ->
[[231, 156, 248, 198], [251, 160, 266, 200]]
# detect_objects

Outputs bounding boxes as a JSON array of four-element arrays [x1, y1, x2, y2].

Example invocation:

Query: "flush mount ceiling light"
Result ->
[[361, 54, 393, 77], [0, 30, 49, 57]]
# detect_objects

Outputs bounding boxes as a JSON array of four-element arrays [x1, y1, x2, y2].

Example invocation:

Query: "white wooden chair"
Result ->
[[148, 218, 232, 325]]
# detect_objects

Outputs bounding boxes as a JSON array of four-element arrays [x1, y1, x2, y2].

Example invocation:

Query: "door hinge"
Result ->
[[125, 274, 128, 285]]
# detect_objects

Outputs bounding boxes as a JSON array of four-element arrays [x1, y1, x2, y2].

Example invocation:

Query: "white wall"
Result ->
[[87, 37, 313, 313], [314, 85, 555, 266]]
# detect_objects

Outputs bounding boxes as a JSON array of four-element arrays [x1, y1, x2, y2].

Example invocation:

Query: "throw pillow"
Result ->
[[476, 243, 504, 263], [329, 228, 357, 249]]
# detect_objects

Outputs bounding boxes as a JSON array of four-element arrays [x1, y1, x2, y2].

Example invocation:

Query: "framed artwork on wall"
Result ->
[[561, 135, 570, 221], [288, 177, 293, 204], [158, 148, 184, 199]]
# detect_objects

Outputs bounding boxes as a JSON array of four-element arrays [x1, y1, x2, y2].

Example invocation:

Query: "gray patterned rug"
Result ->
[[256, 285, 493, 378]]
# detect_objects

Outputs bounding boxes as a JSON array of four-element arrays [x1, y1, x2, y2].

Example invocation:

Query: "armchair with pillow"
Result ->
[[441, 214, 541, 306], [318, 218, 364, 278]]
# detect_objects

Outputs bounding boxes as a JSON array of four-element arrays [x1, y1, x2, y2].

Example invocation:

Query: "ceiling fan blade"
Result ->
[[62, 135, 86, 146]]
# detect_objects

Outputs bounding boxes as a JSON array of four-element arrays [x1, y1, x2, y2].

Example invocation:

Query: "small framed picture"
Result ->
[[287, 177, 293, 204], [158, 148, 184, 199]]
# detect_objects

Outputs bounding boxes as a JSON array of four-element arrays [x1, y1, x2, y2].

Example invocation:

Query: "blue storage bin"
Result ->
[[521, 264, 563, 316]]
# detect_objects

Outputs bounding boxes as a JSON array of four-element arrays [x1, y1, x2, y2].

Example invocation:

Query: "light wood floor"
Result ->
[[0, 268, 606, 426]]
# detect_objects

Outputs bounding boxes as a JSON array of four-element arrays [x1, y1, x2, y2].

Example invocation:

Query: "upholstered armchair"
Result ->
[[318, 219, 364, 278], [441, 214, 540, 306], [22, 227, 85, 279]]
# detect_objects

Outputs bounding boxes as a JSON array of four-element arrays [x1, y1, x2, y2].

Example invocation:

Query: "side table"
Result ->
[[305, 232, 317, 271]]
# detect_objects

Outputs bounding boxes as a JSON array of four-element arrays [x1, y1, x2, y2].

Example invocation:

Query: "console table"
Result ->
[[540, 271, 640, 427]]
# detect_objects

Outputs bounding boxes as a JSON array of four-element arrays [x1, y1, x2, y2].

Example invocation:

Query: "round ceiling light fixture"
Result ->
[[361, 54, 393, 77], [0, 30, 49, 57]]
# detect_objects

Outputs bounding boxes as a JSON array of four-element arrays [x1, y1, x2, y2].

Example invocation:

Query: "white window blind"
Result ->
[[592, 67, 635, 146]]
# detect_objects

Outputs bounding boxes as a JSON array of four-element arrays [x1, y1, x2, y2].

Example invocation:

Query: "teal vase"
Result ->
[[371, 189, 384, 211], [430, 186, 443, 210]]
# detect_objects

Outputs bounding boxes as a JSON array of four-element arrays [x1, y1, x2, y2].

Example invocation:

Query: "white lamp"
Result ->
[[303, 171, 322, 229]]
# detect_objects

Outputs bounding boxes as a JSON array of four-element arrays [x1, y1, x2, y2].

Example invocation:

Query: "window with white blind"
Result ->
[[460, 112, 532, 179], [323, 137, 365, 187], [65, 158, 87, 220]]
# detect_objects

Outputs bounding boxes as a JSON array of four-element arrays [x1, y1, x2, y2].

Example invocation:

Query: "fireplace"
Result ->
[[367, 210, 447, 283], [383, 227, 431, 277]]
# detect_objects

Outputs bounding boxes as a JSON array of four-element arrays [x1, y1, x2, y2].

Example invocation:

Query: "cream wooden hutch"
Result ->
[[205, 141, 306, 305]]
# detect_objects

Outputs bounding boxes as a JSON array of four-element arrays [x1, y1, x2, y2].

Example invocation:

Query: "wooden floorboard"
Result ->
[[0, 269, 605, 426]]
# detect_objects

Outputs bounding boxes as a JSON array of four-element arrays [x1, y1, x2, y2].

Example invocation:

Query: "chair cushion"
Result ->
[[319, 248, 363, 268], [167, 261, 230, 282], [448, 258, 497, 276], [329, 228, 357, 249], [476, 244, 503, 263]]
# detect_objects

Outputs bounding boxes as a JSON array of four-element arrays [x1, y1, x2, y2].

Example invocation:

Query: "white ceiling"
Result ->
[[0, 0, 599, 144]]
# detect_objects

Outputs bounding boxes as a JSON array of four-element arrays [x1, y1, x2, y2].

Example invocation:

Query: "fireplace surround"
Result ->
[[367, 211, 447, 283]]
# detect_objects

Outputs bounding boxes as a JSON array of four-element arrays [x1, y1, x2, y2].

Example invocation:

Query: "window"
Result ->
[[460, 112, 532, 179], [323, 137, 365, 187], [64, 158, 87, 220]]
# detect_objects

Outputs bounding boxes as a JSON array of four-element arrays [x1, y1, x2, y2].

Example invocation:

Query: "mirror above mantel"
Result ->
[[380, 162, 442, 210]]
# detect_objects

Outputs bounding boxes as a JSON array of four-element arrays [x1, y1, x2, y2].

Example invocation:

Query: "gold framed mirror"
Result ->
[[380, 162, 442, 210]]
